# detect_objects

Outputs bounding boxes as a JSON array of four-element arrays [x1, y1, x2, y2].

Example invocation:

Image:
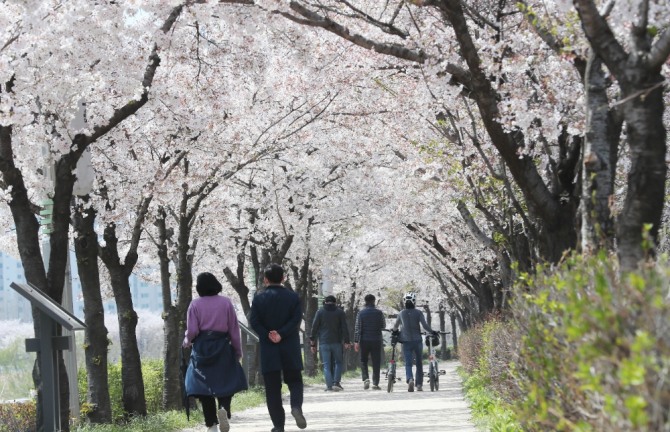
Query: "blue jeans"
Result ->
[[402, 340, 424, 385], [319, 342, 343, 387]]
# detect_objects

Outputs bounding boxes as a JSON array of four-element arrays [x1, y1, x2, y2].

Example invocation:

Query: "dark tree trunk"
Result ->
[[99, 224, 147, 418], [573, 0, 670, 270], [162, 308, 181, 410], [290, 258, 316, 376], [423, 304, 432, 328], [154, 209, 181, 411], [169, 189, 205, 391], [450, 313, 459, 355], [222, 244, 251, 315], [438, 307, 449, 360], [581, 54, 620, 252], [343, 290, 357, 371], [302, 292, 319, 377], [73, 199, 112, 423], [616, 83, 666, 269]]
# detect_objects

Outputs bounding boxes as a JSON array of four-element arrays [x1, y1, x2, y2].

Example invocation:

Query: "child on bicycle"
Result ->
[[393, 292, 435, 392]]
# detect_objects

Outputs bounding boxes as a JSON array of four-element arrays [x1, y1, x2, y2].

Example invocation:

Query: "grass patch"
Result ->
[[74, 386, 266, 432], [460, 367, 521, 432], [74, 410, 202, 432]]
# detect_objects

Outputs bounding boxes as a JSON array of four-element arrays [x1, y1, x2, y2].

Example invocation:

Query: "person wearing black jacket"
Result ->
[[249, 264, 307, 432], [310, 295, 351, 391], [354, 294, 386, 390]]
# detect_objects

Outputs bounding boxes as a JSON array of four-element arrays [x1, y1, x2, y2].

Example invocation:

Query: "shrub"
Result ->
[[462, 369, 522, 432], [511, 252, 670, 431], [458, 323, 486, 375], [78, 359, 168, 422], [458, 317, 521, 431], [0, 400, 36, 432]]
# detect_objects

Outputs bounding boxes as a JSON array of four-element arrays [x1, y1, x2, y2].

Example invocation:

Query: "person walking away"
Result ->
[[354, 294, 385, 390], [249, 264, 307, 432], [393, 291, 434, 392], [310, 295, 351, 391], [183, 272, 248, 432]]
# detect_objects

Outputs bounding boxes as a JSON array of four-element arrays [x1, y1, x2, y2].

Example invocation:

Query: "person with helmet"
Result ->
[[393, 291, 433, 392]]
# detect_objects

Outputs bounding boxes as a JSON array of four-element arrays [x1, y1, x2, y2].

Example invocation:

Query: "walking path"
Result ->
[[182, 360, 477, 432]]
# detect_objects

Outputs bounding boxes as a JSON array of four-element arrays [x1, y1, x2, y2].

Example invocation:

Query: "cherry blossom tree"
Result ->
[[572, 0, 670, 269], [255, 0, 670, 270], [0, 0, 199, 425]]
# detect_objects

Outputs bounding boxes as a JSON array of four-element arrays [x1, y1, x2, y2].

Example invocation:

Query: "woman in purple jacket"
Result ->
[[183, 272, 244, 432]]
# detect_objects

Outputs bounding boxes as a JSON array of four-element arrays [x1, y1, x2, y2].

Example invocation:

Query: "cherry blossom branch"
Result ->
[[456, 200, 497, 250], [572, 0, 627, 78], [335, 0, 410, 38], [284, 1, 427, 63], [649, 30, 670, 69], [516, 0, 588, 79]]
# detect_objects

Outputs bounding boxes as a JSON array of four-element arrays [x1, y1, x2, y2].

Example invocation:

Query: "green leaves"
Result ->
[[508, 253, 670, 430]]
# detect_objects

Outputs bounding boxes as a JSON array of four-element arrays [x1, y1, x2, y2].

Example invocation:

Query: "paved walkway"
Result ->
[[182, 360, 476, 432]]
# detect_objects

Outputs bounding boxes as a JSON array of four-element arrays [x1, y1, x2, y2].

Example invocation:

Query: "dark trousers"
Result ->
[[263, 369, 304, 429], [360, 340, 382, 385], [200, 395, 232, 427]]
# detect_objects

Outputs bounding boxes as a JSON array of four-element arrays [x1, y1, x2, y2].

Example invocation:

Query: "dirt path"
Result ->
[[182, 360, 476, 432]]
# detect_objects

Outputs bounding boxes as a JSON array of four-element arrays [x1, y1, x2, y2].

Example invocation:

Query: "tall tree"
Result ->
[[0, 2, 186, 427], [72, 197, 112, 424], [573, 0, 670, 269]]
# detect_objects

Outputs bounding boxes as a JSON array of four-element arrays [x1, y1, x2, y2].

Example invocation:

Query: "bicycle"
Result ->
[[382, 329, 402, 393], [422, 331, 450, 391]]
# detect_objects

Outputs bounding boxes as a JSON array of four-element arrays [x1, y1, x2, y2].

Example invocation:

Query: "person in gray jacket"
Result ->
[[310, 295, 351, 391], [393, 291, 433, 392], [354, 294, 385, 390]]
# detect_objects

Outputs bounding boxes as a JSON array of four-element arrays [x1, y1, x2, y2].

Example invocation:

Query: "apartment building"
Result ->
[[0, 252, 163, 322]]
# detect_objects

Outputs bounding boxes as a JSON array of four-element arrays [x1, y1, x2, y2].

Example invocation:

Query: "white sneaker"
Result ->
[[207, 426, 218, 432], [364, 379, 370, 390], [217, 407, 230, 432]]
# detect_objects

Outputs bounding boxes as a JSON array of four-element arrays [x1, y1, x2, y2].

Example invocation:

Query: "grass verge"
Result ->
[[459, 367, 521, 432], [73, 387, 266, 432]]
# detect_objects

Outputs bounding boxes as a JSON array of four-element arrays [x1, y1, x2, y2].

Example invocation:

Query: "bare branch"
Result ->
[[649, 29, 670, 69], [284, 1, 426, 63]]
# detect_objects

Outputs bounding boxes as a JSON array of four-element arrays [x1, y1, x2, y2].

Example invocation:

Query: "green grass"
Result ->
[[73, 386, 266, 432], [459, 367, 522, 432], [73, 410, 203, 432]]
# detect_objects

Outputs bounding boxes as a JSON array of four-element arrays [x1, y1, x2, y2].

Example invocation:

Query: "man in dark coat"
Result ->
[[249, 264, 307, 432], [354, 294, 386, 390]]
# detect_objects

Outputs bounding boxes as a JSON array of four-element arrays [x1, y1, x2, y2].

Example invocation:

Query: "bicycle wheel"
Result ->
[[429, 363, 436, 392]]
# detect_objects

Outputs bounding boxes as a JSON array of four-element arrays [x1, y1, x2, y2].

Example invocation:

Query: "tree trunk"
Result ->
[[573, 0, 669, 270], [99, 224, 147, 418], [108, 268, 147, 417], [581, 54, 619, 252], [450, 313, 459, 356], [72, 199, 112, 423], [438, 307, 449, 360], [162, 308, 181, 410], [154, 209, 181, 411], [302, 294, 319, 377], [617, 82, 666, 269], [174, 214, 194, 391], [343, 290, 357, 371], [222, 246, 251, 315]]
